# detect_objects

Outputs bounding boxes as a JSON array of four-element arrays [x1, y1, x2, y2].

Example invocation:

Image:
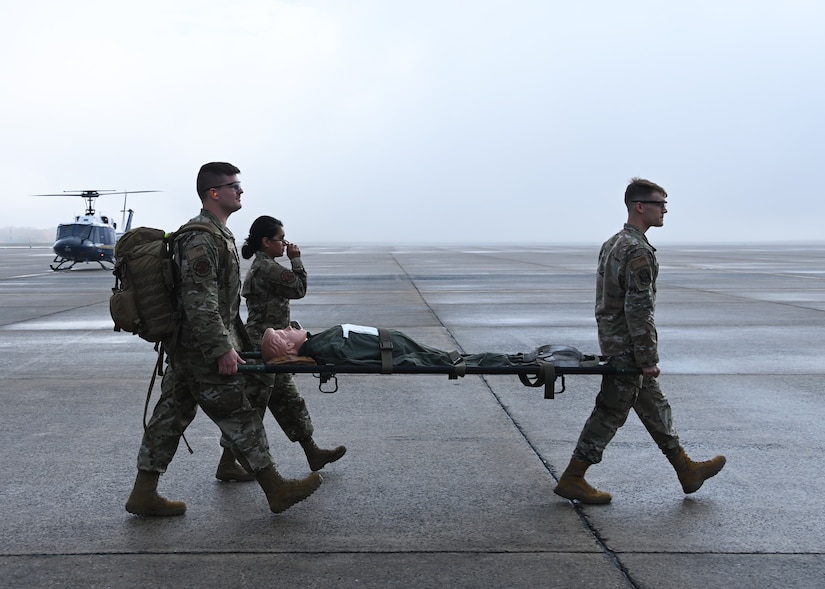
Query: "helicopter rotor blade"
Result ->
[[33, 190, 161, 197], [33, 191, 114, 197], [65, 190, 117, 194], [33, 193, 102, 197], [34, 190, 161, 218]]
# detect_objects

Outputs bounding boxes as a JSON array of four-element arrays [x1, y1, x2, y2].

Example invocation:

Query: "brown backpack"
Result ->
[[110, 222, 221, 344]]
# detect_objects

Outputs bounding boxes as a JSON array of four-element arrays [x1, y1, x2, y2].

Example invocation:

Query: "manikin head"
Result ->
[[262, 326, 309, 360]]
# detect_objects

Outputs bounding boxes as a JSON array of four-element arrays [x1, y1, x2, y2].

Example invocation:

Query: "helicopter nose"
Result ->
[[53, 236, 95, 259]]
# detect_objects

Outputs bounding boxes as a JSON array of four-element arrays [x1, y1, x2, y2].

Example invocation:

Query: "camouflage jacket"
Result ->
[[173, 209, 245, 363], [242, 251, 307, 345], [595, 223, 659, 367]]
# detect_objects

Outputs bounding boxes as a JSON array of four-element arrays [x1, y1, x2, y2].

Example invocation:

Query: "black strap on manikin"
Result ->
[[447, 350, 466, 379], [377, 328, 393, 374]]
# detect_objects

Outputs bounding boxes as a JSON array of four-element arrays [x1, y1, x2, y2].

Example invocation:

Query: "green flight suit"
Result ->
[[299, 325, 530, 368]]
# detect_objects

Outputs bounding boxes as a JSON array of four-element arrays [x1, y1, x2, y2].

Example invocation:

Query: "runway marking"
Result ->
[[3, 273, 54, 279], [0, 319, 116, 331]]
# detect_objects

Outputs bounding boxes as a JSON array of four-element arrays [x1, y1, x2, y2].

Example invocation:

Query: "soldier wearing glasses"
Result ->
[[213, 215, 346, 481], [554, 178, 726, 504], [125, 162, 323, 516]]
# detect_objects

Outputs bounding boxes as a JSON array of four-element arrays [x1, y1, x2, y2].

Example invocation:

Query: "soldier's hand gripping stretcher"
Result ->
[[236, 324, 641, 399]]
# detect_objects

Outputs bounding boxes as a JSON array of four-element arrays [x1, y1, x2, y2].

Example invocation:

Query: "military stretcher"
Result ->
[[236, 343, 641, 399]]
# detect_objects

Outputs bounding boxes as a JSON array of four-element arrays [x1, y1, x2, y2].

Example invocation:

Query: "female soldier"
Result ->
[[215, 216, 346, 481]]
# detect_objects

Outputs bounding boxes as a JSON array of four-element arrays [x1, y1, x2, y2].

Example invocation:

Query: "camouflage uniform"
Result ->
[[573, 223, 681, 464], [243, 250, 313, 442], [136, 210, 275, 474]]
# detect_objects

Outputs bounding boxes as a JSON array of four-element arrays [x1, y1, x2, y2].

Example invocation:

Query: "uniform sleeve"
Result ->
[[263, 257, 308, 300], [624, 248, 659, 366], [178, 232, 233, 359]]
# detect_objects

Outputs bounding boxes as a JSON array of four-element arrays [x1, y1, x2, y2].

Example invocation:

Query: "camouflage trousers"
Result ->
[[136, 361, 275, 474], [573, 372, 681, 464], [219, 372, 314, 448], [267, 373, 314, 442]]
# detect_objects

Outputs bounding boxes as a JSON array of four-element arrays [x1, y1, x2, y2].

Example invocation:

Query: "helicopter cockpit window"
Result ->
[[56, 224, 86, 239], [95, 227, 116, 244]]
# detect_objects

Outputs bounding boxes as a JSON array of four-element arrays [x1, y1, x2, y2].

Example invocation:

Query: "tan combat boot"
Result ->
[[125, 470, 186, 516], [299, 437, 347, 472], [553, 457, 612, 504], [668, 448, 726, 493], [215, 447, 255, 482], [256, 466, 323, 513]]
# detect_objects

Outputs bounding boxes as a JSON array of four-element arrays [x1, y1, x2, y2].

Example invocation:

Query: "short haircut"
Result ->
[[196, 162, 241, 201], [624, 177, 667, 208]]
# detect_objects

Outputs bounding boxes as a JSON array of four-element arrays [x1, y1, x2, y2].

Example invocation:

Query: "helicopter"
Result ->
[[34, 190, 160, 271]]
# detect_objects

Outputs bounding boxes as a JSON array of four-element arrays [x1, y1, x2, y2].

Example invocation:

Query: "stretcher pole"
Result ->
[[236, 361, 641, 399], [236, 363, 640, 376]]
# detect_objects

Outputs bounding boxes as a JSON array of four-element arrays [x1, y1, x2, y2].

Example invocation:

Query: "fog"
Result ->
[[3, 1, 823, 245]]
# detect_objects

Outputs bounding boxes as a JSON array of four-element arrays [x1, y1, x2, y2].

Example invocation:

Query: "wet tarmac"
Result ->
[[1, 242, 824, 588]]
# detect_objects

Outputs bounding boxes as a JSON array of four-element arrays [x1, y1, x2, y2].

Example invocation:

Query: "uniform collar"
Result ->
[[198, 209, 234, 239], [623, 223, 656, 251]]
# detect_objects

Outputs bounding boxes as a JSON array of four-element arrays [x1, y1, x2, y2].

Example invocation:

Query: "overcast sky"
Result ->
[[2, 0, 823, 245]]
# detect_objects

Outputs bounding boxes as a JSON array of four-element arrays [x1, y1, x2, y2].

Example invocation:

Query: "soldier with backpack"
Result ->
[[124, 162, 323, 516]]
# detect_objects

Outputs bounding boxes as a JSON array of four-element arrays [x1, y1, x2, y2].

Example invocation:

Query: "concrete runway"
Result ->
[[1, 242, 824, 588]]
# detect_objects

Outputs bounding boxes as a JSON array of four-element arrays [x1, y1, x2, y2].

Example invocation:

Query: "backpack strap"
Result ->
[[142, 342, 193, 454], [171, 221, 253, 352], [169, 221, 227, 283], [172, 221, 226, 258], [235, 315, 254, 352]]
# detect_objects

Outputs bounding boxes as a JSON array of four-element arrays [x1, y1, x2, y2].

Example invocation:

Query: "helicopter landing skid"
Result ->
[[50, 257, 113, 271], [50, 257, 77, 271]]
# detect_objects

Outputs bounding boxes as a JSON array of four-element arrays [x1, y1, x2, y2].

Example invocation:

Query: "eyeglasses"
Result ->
[[211, 181, 242, 192], [631, 200, 667, 209], [271, 237, 290, 246]]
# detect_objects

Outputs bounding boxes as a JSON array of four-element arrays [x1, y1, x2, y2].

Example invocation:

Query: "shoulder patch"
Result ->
[[187, 244, 208, 258], [629, 255, 652, 288], [279, 269, 296, 284], [193, 258, 212, 277], [637, 267, 652, 287], [184, 244, 213, 277]]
